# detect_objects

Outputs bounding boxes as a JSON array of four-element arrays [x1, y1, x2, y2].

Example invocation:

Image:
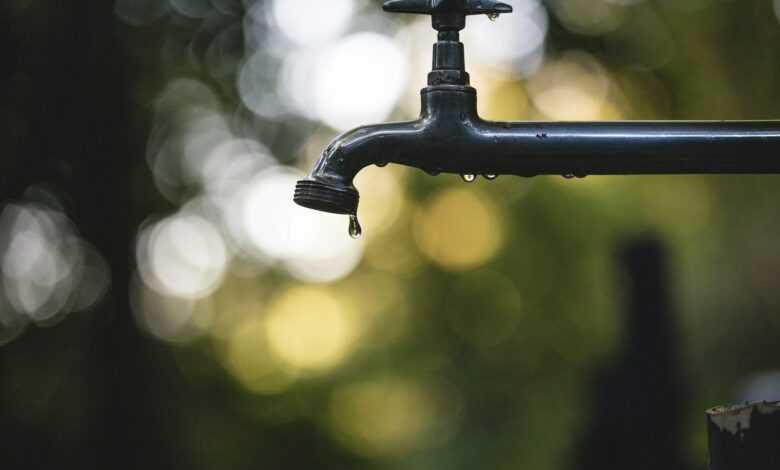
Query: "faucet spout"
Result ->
[[293, 86, 479, 215], [294, 119, 425, 215], [294, 0, 780, 219], [295, 82, 780, 215]]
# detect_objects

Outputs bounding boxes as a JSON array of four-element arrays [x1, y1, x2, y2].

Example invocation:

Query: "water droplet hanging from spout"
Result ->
[[349, 214, 363, 239], [563, 174, 575, 179], [488, 13, 499, 21], [461, 174, 477, 183], [484, 174, 498, 180]]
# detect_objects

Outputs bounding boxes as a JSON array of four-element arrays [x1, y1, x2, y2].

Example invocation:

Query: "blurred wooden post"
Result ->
[[707, 402, 780, 470], [570, 237, 690, 470]]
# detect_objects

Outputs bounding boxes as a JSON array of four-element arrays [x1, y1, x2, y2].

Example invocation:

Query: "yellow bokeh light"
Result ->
[[364, 230, 425, 274], [483, 80, 530, 121], [551, 0, 624, 36], [414, 188, 504, 271], [225, 315, 296, 395], [265, 286, 358, 372], [339, 272, 410, 347], [528, 51, 621, 121], [328, 376, 459, 457], [354, 165, 407, 240], [207, 275, 270, 341]]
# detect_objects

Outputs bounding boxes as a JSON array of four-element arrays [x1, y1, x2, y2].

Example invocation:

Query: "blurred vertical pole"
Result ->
[[72, 3, 184, 469], [707, 402, 780, 470], [571, 236, 690, 470], [40, 2, 181, 469], [0, 0, 185, 466]]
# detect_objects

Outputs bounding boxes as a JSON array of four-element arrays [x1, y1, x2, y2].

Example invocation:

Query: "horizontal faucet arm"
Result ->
[[295, 87, 780, 217], [470, 120, 780, 176]]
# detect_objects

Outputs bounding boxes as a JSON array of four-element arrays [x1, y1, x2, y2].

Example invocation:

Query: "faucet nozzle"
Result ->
[[294, 179, 359, 215]]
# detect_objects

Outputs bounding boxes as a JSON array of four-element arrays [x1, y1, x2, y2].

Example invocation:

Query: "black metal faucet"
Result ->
[[294, 0, 780, 225]]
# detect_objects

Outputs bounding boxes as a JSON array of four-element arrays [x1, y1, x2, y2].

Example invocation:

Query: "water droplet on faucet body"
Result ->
[[461, 174, 477, 183], [349, 214, 363, 239]]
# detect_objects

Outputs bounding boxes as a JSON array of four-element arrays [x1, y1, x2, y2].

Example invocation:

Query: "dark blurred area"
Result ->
[[573, 237, 689, 470], [2, 0, 780, 469]]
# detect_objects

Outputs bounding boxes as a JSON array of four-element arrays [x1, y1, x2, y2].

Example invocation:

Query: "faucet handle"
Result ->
[[383, 0, 513, 31]]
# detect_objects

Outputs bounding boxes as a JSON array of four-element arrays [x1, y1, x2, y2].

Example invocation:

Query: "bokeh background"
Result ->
[[2, 0, 780, 468]]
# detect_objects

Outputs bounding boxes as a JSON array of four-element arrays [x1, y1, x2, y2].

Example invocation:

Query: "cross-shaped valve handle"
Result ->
[[383, 0, 513, 31]]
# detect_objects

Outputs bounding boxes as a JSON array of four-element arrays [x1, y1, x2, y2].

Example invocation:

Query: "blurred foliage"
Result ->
[[2, 0, 780, 469]]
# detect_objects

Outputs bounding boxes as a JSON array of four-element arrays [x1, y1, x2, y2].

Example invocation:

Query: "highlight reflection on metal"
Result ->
[[294, 0, 780, 216]]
